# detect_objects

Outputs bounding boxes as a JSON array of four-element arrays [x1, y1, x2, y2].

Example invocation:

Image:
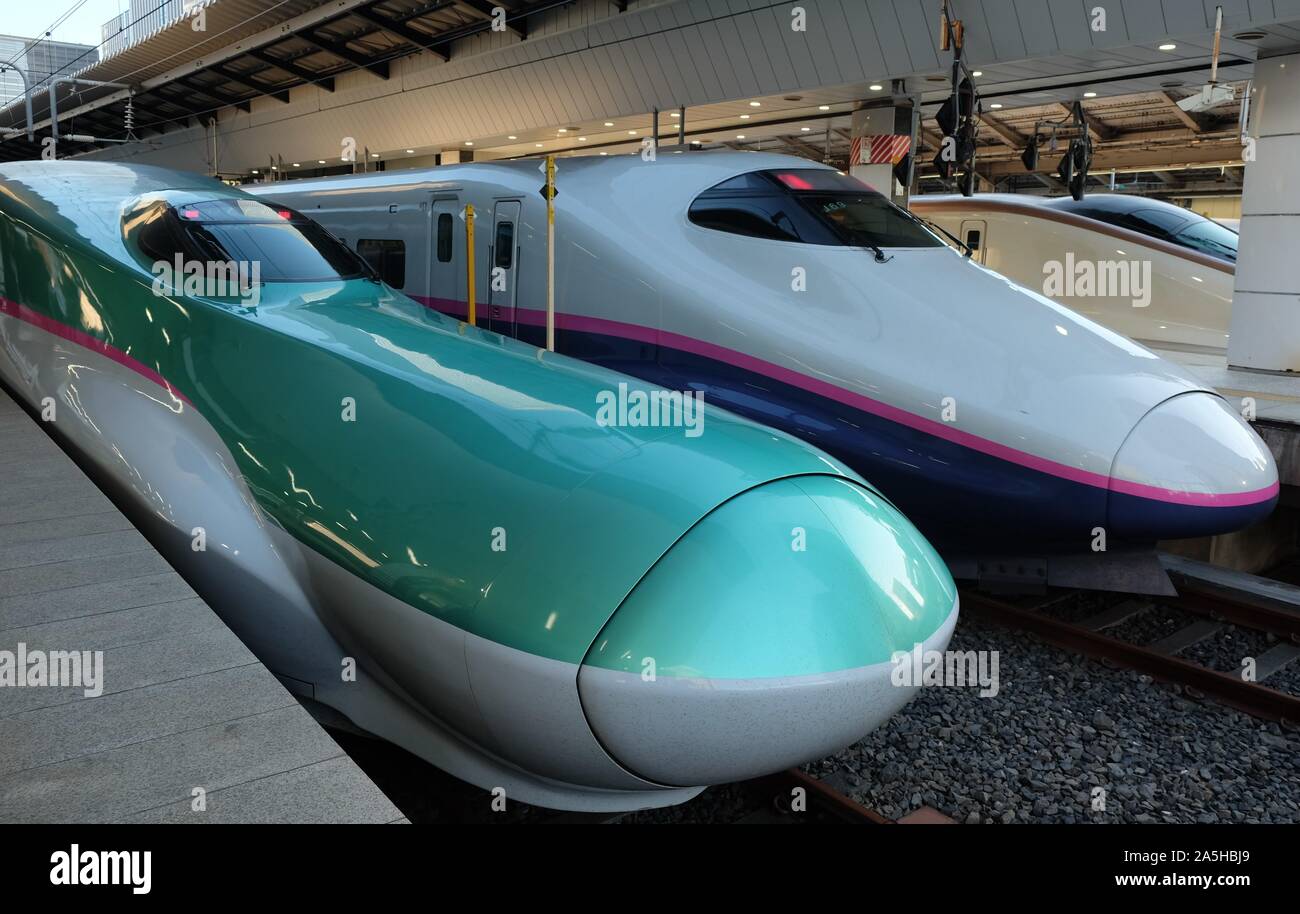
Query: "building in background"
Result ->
[[0, 34, 98, 106]]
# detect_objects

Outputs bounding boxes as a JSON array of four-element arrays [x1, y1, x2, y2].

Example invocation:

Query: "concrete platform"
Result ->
[[1157, 348, 1300, 489], [0, 386, 404, 824]]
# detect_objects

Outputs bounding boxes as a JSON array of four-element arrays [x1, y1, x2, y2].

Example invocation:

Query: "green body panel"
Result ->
[[583, 475, 956, 678], [0, 161, 944, 669]]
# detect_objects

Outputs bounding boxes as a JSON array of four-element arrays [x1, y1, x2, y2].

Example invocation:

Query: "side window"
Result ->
[[688, 196, 805, 242], [437, 213, 453, 263], [964, 229, 981, 251], [356, 238, 405, 288], [494, 221, 514, 268]]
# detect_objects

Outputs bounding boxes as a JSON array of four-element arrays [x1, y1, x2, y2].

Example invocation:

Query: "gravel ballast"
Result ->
[[801, 614, 1300, 824]]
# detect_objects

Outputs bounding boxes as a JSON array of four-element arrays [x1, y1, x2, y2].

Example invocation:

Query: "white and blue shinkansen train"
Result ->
[[251, 152, 1278, 590]]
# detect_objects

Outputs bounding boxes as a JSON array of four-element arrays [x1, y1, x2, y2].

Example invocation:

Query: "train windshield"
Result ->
[[138, 198, 373, 283], [1171, 219, 1238, 262], [689, 169, 944, 249]]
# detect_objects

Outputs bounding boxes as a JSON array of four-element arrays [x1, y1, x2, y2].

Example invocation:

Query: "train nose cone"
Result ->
[[1107, 392, 1279, 541], [578, 475, 958, 788]]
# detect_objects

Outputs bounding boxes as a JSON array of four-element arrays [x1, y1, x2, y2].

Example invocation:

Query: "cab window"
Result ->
[[689, 169, 942, 248], [133, 198, 371, 283], [357, 238, 406, 288]]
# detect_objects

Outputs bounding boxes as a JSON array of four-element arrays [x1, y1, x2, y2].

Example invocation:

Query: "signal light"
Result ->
[[774, 172, 814, 190], [1021, 135, 1039, 171]]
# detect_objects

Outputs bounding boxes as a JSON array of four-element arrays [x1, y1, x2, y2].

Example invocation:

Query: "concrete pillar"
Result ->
[[1228, 53, 1300, 372], [849, 104, 913, 204]]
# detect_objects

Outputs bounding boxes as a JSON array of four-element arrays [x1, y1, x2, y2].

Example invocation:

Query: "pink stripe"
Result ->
[[412, 295, 1277, 510], [0, 296, 191, 405]]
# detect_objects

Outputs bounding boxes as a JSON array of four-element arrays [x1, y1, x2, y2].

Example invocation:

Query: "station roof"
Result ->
[[0, 0, 565, 162]]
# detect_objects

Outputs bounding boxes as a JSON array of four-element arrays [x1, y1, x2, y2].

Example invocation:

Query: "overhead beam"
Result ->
[[976, 140, 1243, 177], [351, 9, 451, 60], [302, 31, 392, 79], [978, 112, 1028, 149], [174, 77, 253, 113], [208, 63, 291, 103], [1061, 102, 1116, 142], [246, 48, 335, 93], [779, 133, 830, 159], [1159, 90, 1207, 133], [454, 0, 528, 38]]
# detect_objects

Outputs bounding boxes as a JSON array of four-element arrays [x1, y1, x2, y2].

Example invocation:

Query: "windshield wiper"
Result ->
[[918, 217, 974, 257]]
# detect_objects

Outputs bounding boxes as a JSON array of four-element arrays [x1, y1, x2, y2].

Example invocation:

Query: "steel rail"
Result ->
[[961, 589, 1300, 726]]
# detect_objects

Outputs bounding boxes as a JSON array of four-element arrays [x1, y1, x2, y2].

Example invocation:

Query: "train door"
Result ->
[[959, 219, 988, 264], [429, 197, 463, 319], [487, 200, 521, 336]]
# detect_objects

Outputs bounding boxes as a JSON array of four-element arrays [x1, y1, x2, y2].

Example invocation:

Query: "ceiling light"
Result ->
[[558, 128, 567, 133], [604, 121, 614, 126], [749, 101, 761, 107], [670, 112, 680, 118], [819, 105, 830, 111], [404, 150, 413, 154], [736, 134, 746, 139], [318, 159, 327, 164], [972, 70, 983, 77], [465, 141, 473, 146], [508, 135, 517, 140], [869, 84, 883, 91], [740, 114, 750, 119], [578, 137, 587, 141], [801, 127, 811, 131], [1159, 42, 1177, 50], [370, 153, 379, 158], [251, 169, 259, 174], [628, 130, 637, 135], [1083, 92, 1097, 98], [990, 103, 1003, 109], [535, 143, 543, 147], [599, 151, 608, 156]]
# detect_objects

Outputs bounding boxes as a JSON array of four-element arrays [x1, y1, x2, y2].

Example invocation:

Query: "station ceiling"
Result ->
[[1, 0, 1297, 183]]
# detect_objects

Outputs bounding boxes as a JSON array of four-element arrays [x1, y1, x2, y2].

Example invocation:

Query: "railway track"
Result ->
[[960, 557, 1300, 726]]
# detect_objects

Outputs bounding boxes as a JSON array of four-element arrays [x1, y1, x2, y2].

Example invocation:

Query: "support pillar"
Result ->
[[1228, 53, 1300, 372], [849, 101, 913, 205]]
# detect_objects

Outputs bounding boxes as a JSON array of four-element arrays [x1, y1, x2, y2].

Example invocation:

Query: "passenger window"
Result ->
[[356, 238, 406, 288], [494, 222, 514, 269], [437, 213, 453, 263], [965, 229, 981, 251]]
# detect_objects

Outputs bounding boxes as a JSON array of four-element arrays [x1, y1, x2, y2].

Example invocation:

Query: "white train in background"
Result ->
[[249, 154, 1276, 592], [910, 193, 1238, 354]]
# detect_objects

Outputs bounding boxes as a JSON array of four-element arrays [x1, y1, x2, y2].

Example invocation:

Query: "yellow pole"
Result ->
[[546, 155, 556, 352], [465, 203, 476, 327]]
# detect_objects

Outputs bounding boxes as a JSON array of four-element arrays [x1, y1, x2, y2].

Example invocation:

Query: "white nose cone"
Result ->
[[1107, 392, 1279, 540]]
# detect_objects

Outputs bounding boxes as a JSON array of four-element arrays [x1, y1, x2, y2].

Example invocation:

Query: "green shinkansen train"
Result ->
[[0, 161, 956, 811]]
